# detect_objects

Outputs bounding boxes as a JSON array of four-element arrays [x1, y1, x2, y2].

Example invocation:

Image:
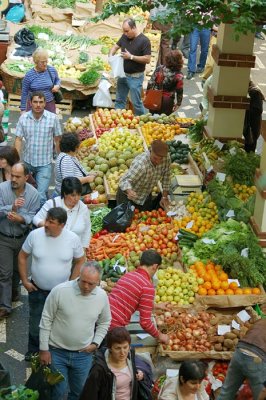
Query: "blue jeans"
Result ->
[[217, 348, 266, 400], [28, 289, 49, 353], [115, 73, 145, 116], [50, 347, 93, 400], [188, 28, 210, 73], [24, 162, 52, 206]]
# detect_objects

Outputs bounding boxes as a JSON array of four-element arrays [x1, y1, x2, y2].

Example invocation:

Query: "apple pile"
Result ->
[[98, 127, 144, 154], [155, 267, 199, 305], [92, 108, 140, 130]]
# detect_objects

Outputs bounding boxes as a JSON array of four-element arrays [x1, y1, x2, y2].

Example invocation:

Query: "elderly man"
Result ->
[[117, 139, 171, 211], [18, 207, 85, 360], [0, 162, 40, 318], [15, 91, 62, 205], [39, 262, 111, 400], [109, 18, 151, 115]]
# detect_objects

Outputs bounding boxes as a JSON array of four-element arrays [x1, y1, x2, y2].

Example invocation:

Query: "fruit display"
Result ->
[[92, 108, 140, 129], [185, 192, 219, 230], [99, 254, 126, 283], [190, 138, 223, 169], [170, 163, 186, 177], [141, 122, 185, 146], [105, 169, 125, 195], [64, 116, 92, 134], [233, 183, 256, 202], [87, 233, 129, 261], [190, 260, 262, 296], [155, 267, 199, 305], [211, 362, 228, 383], [79, 137, 96, 147], [139, 113, 178, 125], [83, 191, 107, 204], [98, 128, 144, 154], [166, 140, 190, 164]]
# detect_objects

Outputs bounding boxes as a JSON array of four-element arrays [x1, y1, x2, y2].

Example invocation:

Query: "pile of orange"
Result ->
[[141, 122, 185, 145], [233, 183, 256, 202], [190, 260, 261, 296]]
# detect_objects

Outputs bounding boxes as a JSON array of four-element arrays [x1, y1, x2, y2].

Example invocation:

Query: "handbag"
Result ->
[[144, 66, 164, 112], [103, 202, 135, 232], [59, 155, 92, 196], [47, 67, 63, 103]]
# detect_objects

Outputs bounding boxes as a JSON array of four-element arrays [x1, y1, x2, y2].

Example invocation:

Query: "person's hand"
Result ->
[[173, 104, 179, 111], [12, 197, 25, 211], [79, 343, 98, 353], [86, 173, 97, 183], [121, 49, 132, 60], [160, 196, 170, 209], [7, 212, 23, 223], [52, 85, 60, 93], [126, 189, 137, 200], [39, 350, 51, 365], [155, 302, 171, 311], [158, 332, 169, 345], [22, 280, 38, 293], [136, 370, 144, 381]]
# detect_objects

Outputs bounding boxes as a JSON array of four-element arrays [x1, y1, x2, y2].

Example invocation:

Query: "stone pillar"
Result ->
[[205, 23, 255, 140]]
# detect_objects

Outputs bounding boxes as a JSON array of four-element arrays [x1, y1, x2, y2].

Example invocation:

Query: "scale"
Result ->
[[171, 174, 202, 195], [0, 0, 10, 42]]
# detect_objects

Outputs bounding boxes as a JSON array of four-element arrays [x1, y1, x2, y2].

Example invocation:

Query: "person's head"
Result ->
[[106, 327, 131, 363], [33, 48, 49, 72], [78, 262, 102, 296], [30, 92, 46, 115], [61, 177, 82, 208], [59, 133, 80, 154], [122, 18, 137, 39], [165, 49, 183, 71], [0, 146, 20, 169], [139, 249, 162, 277], [179, 360, 207, 395], [150, 140, 168, 166], [44, 207, 67, 237], [11, 162, 29, 191]]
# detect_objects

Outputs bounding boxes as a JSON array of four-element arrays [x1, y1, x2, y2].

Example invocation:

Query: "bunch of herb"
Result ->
[[223, 148, 260, 185]]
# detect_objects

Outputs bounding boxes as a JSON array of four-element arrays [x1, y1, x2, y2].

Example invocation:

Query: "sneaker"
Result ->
[[186, 72, 195, 80], [196, 67, 204, 73], [255, 32, 264, 40]]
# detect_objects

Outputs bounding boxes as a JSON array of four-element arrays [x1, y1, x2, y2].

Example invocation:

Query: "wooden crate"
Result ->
[[7, 94, 21, 112], [104, 175, 116, 201], [8, 94, 73, 115], [56, 99, 73, 116]]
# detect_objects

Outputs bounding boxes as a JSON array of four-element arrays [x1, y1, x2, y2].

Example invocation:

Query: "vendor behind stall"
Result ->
[[20, 48, 60, 114], [116, 139, 170, 211]]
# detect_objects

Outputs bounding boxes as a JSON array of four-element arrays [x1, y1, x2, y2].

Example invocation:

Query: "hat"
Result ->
[[151, 140, 168, 157]]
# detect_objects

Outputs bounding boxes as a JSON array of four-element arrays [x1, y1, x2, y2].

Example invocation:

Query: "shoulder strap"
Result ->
[[72, 158, 87, 177], [47, 66, 55, 85], [52, 197, 56, 207]]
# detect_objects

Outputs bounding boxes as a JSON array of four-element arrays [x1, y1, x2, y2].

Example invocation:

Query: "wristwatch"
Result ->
[[91, 342, 99, 348], [130, 55, 134, 60]]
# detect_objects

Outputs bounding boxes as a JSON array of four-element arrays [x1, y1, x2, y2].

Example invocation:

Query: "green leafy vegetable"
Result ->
[[79, 68, 101, 85], [91, 207, 110, 234], [27, 25, 53, 37], [223, 148, 260, 185]]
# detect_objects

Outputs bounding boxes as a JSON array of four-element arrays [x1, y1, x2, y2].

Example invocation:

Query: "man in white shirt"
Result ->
[[39, 262, 111, 400], [18, 207, 85, 361]]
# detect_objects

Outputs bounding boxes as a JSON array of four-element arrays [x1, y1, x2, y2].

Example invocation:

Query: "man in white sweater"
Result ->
[[39, 262, 111, 400]]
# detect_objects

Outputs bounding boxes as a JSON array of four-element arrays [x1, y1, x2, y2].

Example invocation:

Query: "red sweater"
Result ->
[[108, 268, 159, 338]]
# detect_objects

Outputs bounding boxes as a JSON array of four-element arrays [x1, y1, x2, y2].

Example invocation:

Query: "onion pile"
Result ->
[[156, 310, 213, 352]]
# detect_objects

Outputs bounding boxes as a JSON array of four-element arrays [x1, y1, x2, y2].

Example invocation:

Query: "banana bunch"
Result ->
[[191, 138, 223, 168], [99, 36, 118, 47]]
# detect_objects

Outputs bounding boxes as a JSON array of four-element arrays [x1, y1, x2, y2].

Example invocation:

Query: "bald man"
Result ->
[[0, 162, 40, 318]]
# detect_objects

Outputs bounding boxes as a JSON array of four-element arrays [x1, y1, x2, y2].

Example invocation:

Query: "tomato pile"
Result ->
[[212, 362, 228, 383]]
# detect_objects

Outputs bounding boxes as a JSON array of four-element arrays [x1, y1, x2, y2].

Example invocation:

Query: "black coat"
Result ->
[[79, 349, 138, 400]]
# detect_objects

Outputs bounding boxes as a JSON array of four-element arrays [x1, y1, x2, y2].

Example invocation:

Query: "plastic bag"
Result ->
[[93, 79, 113, 108], [6, 5, 25, 23], [14, 28, 35, 46], [103, 202, 135, 232], [108, 55, 126, 78], [25, 367, 52, 400]]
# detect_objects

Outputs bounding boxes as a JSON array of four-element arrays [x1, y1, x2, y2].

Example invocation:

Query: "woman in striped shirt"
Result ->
[[20, 48, 60, 114]]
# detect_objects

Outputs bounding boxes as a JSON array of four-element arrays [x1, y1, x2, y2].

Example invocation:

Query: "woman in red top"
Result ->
[[147, 49, 184, 115]]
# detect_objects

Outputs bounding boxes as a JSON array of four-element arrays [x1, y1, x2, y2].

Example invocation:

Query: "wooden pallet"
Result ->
[[8, 94, 73, 115]]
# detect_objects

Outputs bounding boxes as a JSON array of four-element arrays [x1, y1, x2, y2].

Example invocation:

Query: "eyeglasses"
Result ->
[[38, 60, 48, 65]]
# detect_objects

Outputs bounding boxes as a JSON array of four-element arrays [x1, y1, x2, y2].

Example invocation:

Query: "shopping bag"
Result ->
[[108, 55, 126, 78], [103, 202, 135, 232], [25, 367, 52, 400], [143, 89, 163, 111], [53, 90, 63, 104], [93, 79, 113, 108]]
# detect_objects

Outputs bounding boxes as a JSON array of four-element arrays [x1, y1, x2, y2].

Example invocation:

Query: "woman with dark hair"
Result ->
[[146, 49, 184, 115], [33, 177, 91, 248], [0, 146, 20, 182], [54, 133, 96, 196], [158, 360, 209, 400], [79, 327, 152, 400]]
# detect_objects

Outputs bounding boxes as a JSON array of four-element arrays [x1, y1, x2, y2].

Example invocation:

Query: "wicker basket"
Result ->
[[0, 69, 22, 95], [61, 88, 89, 101]]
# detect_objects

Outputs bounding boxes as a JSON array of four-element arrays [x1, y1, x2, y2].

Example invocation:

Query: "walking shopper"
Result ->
[[187, 27, 211, 80]]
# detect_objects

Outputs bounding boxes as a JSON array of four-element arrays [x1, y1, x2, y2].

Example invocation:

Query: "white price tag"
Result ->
[[226, 209, 235, 218], [228, 279, 240, 287], [19, 64, 26, 71], [140, 225, 150, 232], [232, 320, 240, 330], [202, 238, 216, 244], [186, 221, 194, 229], [207, 166, 213, 173], [214, 140, 224, 150], [241, 248, 249, 258], [212, 379, 223, 391], [65, 30, 74, 36], [167, 210, 178, 217], [136, 333, 151, 339], [166, 369, 179, 378], [224, 230, 235, 235], [91, 191, 99, 200], [175, 233, 180, 241], [71, 117, 82, 124], [237, 310, 251, 323], [216, 172, 226, 182], [229, 147, 236, 155], [217, 325, 231, 335], [92, 209, 102, 216]]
